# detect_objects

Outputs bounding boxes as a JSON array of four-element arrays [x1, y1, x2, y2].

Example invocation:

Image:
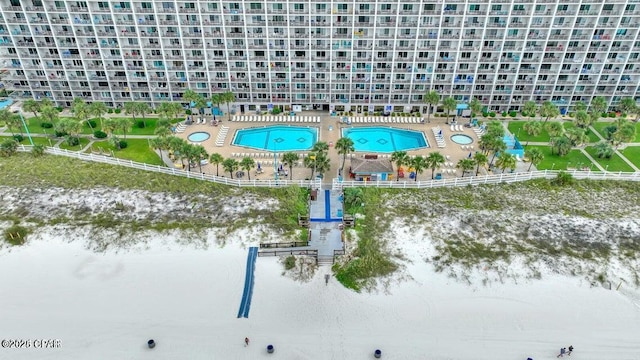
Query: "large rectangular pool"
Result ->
[[342, 126, 428, 152]]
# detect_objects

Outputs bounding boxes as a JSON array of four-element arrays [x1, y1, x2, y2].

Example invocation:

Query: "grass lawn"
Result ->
[[25, 117, 180, 136], [111, 117, 180, 136], [26, 137, 56, 147], [525, 145, 595, 171], [621, 146, 640, 169], [58, 137, 90, 151], [584, 146, 635, 172], [563, 122, 601, 143], [508, 121, 551, 143], [591, 121, 640, 143], [89, 138, 164, 166]]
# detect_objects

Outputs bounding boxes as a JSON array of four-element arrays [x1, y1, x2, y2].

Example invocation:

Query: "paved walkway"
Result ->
[[307, 189, 343, 260]]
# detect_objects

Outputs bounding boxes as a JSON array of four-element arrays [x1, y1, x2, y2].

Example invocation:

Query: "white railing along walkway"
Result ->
[[17, 145, 320, 188], [16, 145, 640, 190], [332, 170, 640, 189]]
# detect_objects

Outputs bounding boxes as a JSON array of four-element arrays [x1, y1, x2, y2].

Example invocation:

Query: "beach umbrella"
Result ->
[[257, 162, 261, 170], [439, 130, 443, 136], [468, 152, 472, 158]]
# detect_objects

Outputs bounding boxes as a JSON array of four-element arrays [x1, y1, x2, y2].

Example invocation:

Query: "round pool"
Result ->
[[187, 132, 211, 142], [450, 134, 474, 145]]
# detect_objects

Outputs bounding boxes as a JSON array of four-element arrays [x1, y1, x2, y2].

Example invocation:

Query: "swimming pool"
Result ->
[[0, 99, 13, 110], [232, 126, 318, 151], [342, 127, 428, 152], [450, 134, 474, 145], [187, 131, 211, 142]]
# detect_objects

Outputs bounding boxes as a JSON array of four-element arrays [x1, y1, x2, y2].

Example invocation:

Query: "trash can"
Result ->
[[267, 344, 274, 354], [147, 340, 156, 349], [374, 349, 382, 358]]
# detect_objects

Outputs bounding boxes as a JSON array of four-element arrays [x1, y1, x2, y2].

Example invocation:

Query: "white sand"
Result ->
[[1, 230, 640, 360]]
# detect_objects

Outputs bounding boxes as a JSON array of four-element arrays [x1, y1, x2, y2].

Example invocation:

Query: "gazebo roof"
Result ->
[[350, 157, 394, 174]]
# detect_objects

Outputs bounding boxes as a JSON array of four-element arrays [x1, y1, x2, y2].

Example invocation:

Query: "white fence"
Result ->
[[16, 145, 640, 190], [17, 145, 320, 188], [332, 170, 640, 189]]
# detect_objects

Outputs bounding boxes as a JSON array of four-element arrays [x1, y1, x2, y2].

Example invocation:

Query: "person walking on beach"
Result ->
[[567, 345, 573, 356], [557, 347, 566, 357], [244, 337, 249, 347]]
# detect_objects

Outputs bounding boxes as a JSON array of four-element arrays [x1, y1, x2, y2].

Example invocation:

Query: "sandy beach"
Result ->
[[1, 227, 640, 360]]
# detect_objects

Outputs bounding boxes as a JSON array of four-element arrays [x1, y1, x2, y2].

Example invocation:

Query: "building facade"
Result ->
[[1, 0, 639, 114]]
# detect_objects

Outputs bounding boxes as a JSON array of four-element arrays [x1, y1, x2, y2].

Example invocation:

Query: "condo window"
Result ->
[[603, 4, 614, 11]]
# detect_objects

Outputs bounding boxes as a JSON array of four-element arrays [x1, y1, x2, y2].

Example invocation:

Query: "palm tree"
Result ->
[[116, 117, 134, 140], [425, 151, 445, 179], [240, 157, 255, 180], [181, 143, 199, 171], [593, 141, 614, 159], [157, 101, 182, 122], [149, 137, 167, 164], [40, 105, 59, 126], [612, 120, 637, 148], [89, 101, 108, 128], [390, 150, 409, 181], [590, 96, 608, 118], [56, 118, 82, 146], [23, 99, 40, 120], [137, 102, 151, 127], [194, 96, 208, 118], [495, 152, 516, 173], [522, 120, 542, 145], [423, 90, 440, 123], [335, 137, 355, 171], [304, 152, 330, 179], [442, 96, 457, 121], [551, 136, 572, 156], [618, 97, 637, 118], [540, 100, 559, 124], [124, 101, 140, 127], [410, 155, 427, 181], [525, 147, 544, 171], [182, 89, 200, 116], [0, 109, 19, 136], [565, 127, 588, 146], [209, 153, 224, 176], [194, 144, 208, 172], [72, 99, 92, 130], [102, 118, 118, 138], [488, 137, 507, 166], [473, 152, 488, 175], [154, 125, 172, 138], [574, 100, 587, 113], [282, 152, 300, 180], [456, 158, 475, 177], [573, 110, 592, 129], [222, 91, 235, 121], [469, 97, 483, 117], [486, 120, 505, 138], [522, 100, 538, 118], [312, 141, 329, 157], [210, 93, 222, 118]]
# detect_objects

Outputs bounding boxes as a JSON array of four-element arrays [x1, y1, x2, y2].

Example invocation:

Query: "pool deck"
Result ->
[[175, 112, 485, 182]]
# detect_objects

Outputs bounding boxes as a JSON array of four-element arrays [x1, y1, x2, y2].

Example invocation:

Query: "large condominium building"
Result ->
[[1, 0, 639, 114]]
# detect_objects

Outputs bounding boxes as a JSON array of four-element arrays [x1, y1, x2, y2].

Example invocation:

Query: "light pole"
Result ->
[[605, 164, 609, 172], [551, 163, 555, 170]]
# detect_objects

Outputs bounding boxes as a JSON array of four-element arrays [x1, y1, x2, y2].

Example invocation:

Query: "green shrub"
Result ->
[[108, 109, 114, 114], [55, 106, 63, 112], [608, 112, 616, 118], [114, 109, 121, 114], [93, 130, 108, 139], [119, 140, 128, 149], [284, 256, 296, 270], [601, 112, 608, 118], [86, 120, 97, 128], [3, 224, 29, 246], [272, 107, 282, 115], [567, 112, 574, 118], [621, 113, 627, 118], [54, 130, 67, 137], [65, 136, 80, 146], [482, 111, 489, 117], [136, 120, 145, 128], [489, 112, 496, 117], [12, 134, 24, 143], [40, 122, 53, 129], [552, 171, 574, 186], [471, 112, 476, 118], [185, 109, 192, 115], [501, 111, 508, 117], [509, 111, 517, 117]]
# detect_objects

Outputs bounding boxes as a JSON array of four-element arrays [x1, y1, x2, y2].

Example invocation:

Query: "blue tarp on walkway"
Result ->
[[237, 247, 258, 318]]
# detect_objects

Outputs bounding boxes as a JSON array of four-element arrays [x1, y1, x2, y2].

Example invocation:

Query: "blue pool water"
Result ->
[[0, 99, 13, 110], [450, 134, 474, 145], [342, 127, 428, 152], [233, 126, 318, 151], [187, 132, 211, 142]]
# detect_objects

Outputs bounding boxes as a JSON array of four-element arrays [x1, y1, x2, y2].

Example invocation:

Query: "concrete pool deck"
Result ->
[[173, 112, 485, 183]]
